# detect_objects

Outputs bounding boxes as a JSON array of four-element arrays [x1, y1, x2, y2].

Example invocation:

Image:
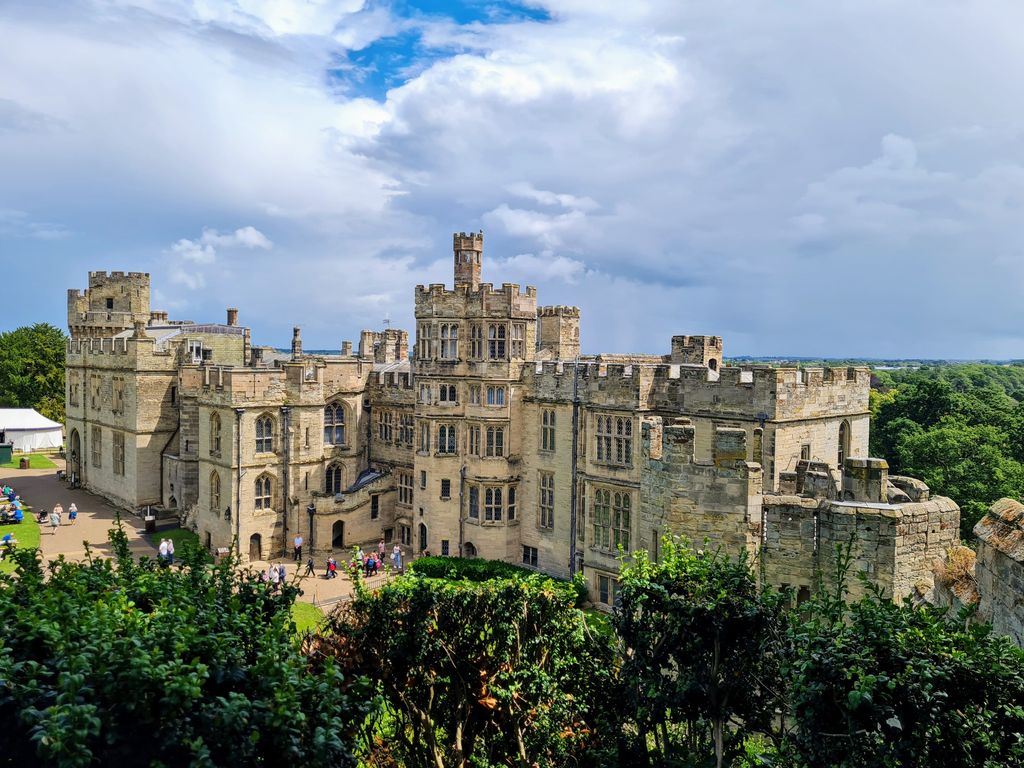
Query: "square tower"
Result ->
[[453, 231, 483, 289]]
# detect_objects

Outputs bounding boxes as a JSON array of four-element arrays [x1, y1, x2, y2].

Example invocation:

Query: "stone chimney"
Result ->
[[132, 320, 148, 339], [291, 326, 302, 360], [341, 341, 352, 356], [226, 308, 238, 327]]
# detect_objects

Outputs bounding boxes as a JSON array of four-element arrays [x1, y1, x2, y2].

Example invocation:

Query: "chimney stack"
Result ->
[[342, 341, 352, 356], [291, 327, 302, 360], [226, 308, 238, 327]]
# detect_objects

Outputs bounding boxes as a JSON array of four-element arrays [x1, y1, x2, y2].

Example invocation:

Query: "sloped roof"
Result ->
[[0, 409, 62, 431]]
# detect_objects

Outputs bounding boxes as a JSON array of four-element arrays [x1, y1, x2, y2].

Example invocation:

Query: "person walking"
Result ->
[[304, 557, 315, 577], [392, 544, 402, 573], [270, 564, 281, 590], [293, 533, 303, 562], [166, 538, 175, 566], [48, 507, 60, 535], [158, 538, 169, 565], [377, 538, 386, 560], [68, 502, 78, 524]]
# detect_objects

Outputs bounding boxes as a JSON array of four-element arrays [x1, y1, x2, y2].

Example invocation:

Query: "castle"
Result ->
[[64, 234, 960, 604]]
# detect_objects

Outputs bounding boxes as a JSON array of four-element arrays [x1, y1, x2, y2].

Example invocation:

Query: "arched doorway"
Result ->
[[464, 542, 477, 558], [838, 420, 851, 469], [418, 523, 427, 553], [249, 533, 262, 561], [68, 429, 81, 485], [332, 520, 345, 549]]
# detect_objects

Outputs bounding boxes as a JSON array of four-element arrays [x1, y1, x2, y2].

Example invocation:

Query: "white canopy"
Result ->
[[0, 409, 63, 452]]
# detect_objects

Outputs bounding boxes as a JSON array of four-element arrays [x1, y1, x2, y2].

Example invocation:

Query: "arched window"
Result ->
[[838, 420, 851, 469], [255, 415, 274, 453], [708, 358, 718, 372], [326, 463, 344, 495], [255, 474, 273, 510], [440, 323, 459, 359], [437, 424, 457, 454], [487, 324, 506, 359], [210, 412, 221, 455], [324, 403, 345, 446], [418, 523, 428, 553], [613, 492, 631, 551], [464, 541, 477, 558], [592, 489, 611, 549], [210, 470, 221, 516]]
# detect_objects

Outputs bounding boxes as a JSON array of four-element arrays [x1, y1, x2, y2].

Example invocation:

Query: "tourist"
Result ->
[[304, 557, 315, 577], [364, 554, 376, 577], [260, 569, 269, 584], [293, 533, 303, 562], [48, 507, 60, 535], [158, 538, 169, 565], [53, 503, 63, 525], [392, 544, 402, 572], [277, 563, 287, 583], [270, 564, 281, 589], [13, 506, 22, 523], [166, 538, 175, 566], [326, 557, 338, 579], [377, 538, 386, 560], [68, 502, 78, 524]]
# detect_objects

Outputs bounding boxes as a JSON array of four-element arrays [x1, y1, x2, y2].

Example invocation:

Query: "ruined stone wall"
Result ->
[[974, 499, 1024, 647], [758, 494, 960, 602], [640, 419, 762, 562]]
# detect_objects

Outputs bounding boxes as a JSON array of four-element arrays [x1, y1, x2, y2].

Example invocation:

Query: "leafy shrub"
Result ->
[[409, 555, 588, 605], [0, 526, 367, 767]]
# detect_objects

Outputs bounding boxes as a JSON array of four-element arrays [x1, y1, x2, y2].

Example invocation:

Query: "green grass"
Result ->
[[0, 453, 57, 469], [290, 601, 325, 634], [0, 507, 41, 574]]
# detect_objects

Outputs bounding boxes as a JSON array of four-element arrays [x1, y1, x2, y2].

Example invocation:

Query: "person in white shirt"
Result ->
[[293, 534, 303, 562], [158, 538, 169, 565], [166, 539, 175, 566]]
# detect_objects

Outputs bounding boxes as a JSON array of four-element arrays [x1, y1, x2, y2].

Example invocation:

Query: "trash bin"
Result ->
[[18, 457, 29, 470], [145, 515, 156, 533]]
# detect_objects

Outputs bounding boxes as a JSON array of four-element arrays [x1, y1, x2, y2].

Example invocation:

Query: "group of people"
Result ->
[[0, 484, 24, 525], [355, 539, 403, 577], [260, 563, 288, 588], [295, 538, 405, 580], [41, 502, 78, 533], [157, 538, 175, 566]]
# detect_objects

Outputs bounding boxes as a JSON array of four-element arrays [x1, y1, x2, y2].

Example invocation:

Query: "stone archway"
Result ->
[[249, 533, 262, 561], [332, 520, 345, 549], [68, 429, 81, 485]]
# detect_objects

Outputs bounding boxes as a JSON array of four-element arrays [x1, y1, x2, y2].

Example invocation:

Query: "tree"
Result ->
[[324, 572, 616, 768], [785, 567, 1024, 768], [0, 527, 367, 767], [0, 323, 67, 423], [614, 538, 786, 768]]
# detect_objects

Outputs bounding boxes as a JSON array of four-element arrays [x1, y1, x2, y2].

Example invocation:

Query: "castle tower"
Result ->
[[537, 306, 581, 360], [67, 271, 152, 340], [453, 231, 483, 289]]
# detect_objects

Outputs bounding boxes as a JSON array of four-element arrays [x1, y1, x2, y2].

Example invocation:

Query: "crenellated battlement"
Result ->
[[538, 305, 580, 317], [415, 282, 538, 301], [88, 271, 150, 282]]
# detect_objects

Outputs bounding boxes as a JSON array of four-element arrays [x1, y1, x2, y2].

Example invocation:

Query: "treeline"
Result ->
[[3, 538, 1023, 767], [871, 364, 1024, 538], [0, 323, 66, 424]]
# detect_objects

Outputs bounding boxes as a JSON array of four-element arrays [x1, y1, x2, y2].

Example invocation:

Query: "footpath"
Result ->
[[0, 460, 384, 608]]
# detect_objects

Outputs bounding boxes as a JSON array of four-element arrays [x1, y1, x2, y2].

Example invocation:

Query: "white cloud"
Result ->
[[6, 1, 1024, 357]]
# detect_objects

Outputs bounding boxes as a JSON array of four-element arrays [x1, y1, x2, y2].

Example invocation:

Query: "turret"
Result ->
[[291, 326, 302, 360], [453, 230, 483, 289]]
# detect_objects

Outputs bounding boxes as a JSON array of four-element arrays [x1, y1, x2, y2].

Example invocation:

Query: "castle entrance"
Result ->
[[249, 533, 262, 561]]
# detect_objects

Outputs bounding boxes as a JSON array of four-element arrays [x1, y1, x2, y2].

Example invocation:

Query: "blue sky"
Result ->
[[3, 0, 1024, 358]]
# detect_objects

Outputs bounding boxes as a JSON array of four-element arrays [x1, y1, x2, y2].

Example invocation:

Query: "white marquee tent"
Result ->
[[0, 409, 64, 452]]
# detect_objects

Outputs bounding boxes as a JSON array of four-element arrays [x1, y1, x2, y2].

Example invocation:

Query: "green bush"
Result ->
[[409, 555, 587, 604]]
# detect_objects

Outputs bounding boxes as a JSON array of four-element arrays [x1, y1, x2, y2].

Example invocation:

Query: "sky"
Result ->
[[3, 0, 1024, 359]]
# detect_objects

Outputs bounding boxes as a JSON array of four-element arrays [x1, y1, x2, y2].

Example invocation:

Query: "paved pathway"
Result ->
[[1, 461, 395, 609]]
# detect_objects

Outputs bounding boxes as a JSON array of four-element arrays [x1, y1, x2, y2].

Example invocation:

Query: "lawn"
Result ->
[[0, 453, 57, 470], [0, 508, 41, 574], [290, 601, 325, 634]]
